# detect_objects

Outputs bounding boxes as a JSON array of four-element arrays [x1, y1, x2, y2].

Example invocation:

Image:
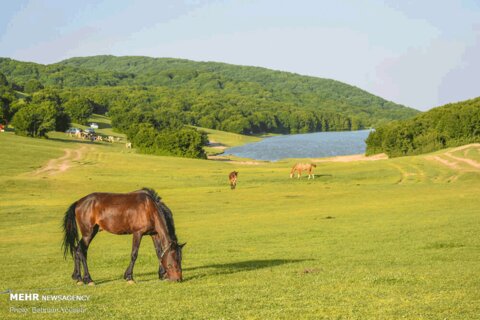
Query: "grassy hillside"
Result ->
[[195, 126, 261, 156], [366, 97, 480, 157], [58, 56, 415, 121], [0, 56, 419, 132], [1, 132, 479, 319]]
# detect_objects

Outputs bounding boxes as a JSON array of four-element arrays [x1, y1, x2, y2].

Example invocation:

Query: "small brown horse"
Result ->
[[62, 188, 185, 285], [290, 163, 317, 179], [229, 171, 238, 189]]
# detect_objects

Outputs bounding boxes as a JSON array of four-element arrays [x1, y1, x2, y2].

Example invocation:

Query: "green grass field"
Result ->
[[193, 126, 261, 156], [0, 132, 479, 319]]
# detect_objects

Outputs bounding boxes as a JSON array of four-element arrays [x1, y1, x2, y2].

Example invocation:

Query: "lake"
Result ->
[[223, 129, 372, 161]]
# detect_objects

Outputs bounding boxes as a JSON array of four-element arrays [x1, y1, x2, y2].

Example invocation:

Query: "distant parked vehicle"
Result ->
[[90, 123, 99, 129], [66, 127, 82, 135], [84, 128, 95, 134]]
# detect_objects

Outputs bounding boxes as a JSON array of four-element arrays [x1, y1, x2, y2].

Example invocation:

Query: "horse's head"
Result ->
[[160, 242, 186, 282]]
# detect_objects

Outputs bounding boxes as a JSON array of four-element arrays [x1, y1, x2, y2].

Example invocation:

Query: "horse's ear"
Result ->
[[179, 242, 186, 248]]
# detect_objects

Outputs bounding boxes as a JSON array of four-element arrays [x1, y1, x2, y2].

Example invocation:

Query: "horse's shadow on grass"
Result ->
[[292, 174, 332, 180], [315, 174, 332, 178], [92, 259, 311, 285], [133, 259, 311, 283]]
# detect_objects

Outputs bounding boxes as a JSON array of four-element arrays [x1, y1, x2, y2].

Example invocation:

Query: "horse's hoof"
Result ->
[[76, 281, 84, 286], [87, 281, 95, 286], [127, 280, 135, 285]]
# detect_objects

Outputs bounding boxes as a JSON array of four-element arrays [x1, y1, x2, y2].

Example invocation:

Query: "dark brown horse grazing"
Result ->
[[229, 171, 238, 189], [62, 188, 185, 285]]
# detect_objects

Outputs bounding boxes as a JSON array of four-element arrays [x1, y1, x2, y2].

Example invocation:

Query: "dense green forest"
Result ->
[[0, 72, 208, 158], [0, 56, 418, 132], [1, 55, 420, 158], [365, 97, 480, 157]]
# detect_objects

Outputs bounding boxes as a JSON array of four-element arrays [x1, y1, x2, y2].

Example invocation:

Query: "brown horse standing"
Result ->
[[62, 188, 185, 285], [290, 163, 317, 179], [229, 171, 238, 189]]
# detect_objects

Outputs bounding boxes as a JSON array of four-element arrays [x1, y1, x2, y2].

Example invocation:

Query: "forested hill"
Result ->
[[366, 97, 480, 157], [0, 55, 418, 131]]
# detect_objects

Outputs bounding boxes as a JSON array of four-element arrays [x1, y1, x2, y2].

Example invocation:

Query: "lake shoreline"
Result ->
[[207, 152, 388, 163], [220, 129, 372, 161]]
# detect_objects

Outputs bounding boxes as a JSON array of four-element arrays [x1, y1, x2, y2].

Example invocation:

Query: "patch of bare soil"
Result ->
[[426, 144, 480, 171], [312, 153, 388, 163], [445, 147, 480, 169], [34, 146, 89, 176]]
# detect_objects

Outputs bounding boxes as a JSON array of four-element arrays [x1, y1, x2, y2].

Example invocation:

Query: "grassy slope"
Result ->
[[0, 133, 479, 319], [194, 126, 261, 156], [196, 127, 261, 147]]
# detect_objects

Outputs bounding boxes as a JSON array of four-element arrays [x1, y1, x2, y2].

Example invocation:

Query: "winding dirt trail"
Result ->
[[34, 146, 89, 176], [426, 144, 480, 171], [428, 156, 460, 170], [444, 153, 480, 169], [424, 144, 480, 182]]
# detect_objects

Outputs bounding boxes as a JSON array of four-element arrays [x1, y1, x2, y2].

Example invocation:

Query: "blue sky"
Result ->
[[0, 0, 479, 111]]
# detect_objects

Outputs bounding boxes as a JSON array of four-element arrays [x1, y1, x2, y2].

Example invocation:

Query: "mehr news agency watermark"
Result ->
[[6, 291, 90, 314]]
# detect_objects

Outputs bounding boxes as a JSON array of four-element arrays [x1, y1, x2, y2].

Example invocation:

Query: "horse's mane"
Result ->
[[142, 188, 178, 242]]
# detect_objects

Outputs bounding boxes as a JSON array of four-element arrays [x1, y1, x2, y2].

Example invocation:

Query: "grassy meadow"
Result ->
[[0, 130, 479, 319], [193, 126, 261, 156]]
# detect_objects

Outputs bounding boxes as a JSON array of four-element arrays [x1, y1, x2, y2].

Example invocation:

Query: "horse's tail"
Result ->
[[62, 202, 79, 259], [290, 164, 297, 178]]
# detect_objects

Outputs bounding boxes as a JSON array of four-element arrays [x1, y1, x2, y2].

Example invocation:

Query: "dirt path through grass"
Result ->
[[426, 144, 480, 171], [444, 147, 480, 169], [34, 145, 90, 175]]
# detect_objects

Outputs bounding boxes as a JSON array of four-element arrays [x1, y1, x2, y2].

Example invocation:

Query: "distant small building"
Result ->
[[90, 123, 99, 129]]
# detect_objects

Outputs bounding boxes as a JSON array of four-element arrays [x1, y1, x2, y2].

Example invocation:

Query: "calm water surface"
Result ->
[[223, 130, 371, 161]]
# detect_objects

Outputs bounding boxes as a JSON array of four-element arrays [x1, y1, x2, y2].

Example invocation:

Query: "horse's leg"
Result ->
[[151, 234, 166, 280], [71, 248, 82, 283], [77, 225, 99, 285], [124, 232, 142, 283]]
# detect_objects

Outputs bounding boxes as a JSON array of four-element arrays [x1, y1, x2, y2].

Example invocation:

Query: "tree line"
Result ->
[[0, 73, 207, 158], [0, 56, 419, 130], [365, 97, 480, 157], [1, 55, 434, 160]]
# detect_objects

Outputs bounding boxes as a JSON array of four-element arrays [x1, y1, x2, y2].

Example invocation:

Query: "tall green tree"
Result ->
[[64, 97, 94, 124], [12, 91, 70, 137], [12, 102, 57, 137]]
